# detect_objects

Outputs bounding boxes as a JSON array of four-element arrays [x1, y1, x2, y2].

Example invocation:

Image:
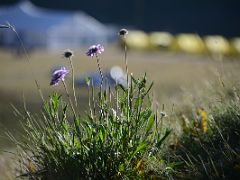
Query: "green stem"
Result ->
[[95, 55, 104, 119], [96, 55, 103, 91], [87, 82, 93, 120], [124, 40, 130, 123], [69, 57, 77, 108], [91, 79, 96, 118], [62, 80, 76, 118]]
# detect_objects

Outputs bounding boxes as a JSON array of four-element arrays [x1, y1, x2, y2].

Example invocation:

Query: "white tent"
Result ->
[[0, 1, 115, 50]]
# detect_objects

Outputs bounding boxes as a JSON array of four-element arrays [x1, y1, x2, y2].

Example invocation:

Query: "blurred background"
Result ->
[[1, 1, 240, 175], [1, 0, 240, 36], [1, 0, 240, 51]]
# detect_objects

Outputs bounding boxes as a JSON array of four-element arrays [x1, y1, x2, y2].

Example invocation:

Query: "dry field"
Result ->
[[1, 46, 240, 99], [1, 46, 240, 128]]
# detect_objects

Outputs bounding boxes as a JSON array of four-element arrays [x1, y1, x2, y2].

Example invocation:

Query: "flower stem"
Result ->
[[62, 80, 77, 118], [87, 82, 93, 119], [124, 41, 129, 85], [96, 55, 103, 91], [91, 79, 96, 118], [124, 39, 130, 122], [69, 57, 77, 108], [95, 54, 104, 120], [8, 23, 45, 102]]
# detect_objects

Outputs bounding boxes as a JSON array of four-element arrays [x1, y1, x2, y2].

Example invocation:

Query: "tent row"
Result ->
[[122, 30, 240, 56]]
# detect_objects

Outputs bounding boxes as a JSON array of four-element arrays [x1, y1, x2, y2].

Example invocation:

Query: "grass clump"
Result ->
[[14, 76, 171, 179], [7, 34, 171, 178], [169, 91, 240, 179]]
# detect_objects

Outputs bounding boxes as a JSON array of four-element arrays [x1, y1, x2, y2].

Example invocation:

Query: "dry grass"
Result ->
[[0, 151, 17, 180], [1, 46, 240, 114], [0, 46, 240, 101]]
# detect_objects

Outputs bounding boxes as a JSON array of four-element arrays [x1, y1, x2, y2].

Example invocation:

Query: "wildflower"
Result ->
[[86, 44, 104, 57], [27, 160, 37, 173], [63, 49, 73, 58], [198, 108, 208, 133], [119, 28, 128, 37], [160, 111, 167, 118], [50, 67, 69, 86], [136, 159, 144, 176]]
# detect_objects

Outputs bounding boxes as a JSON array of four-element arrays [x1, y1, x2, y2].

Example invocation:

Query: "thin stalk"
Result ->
[[7, 23, 44, 102], [106, 86, 111, 126], [124, 40, 129, 85], [158, 104, 165, 133], [95, 54, 104, 120], [87, 82, 93, 119], [124, 41, 130, 121], [95, 55, 103, 91], [198, 155, 210, 178], [155, 102, 159, 131], [91, 79, 96, 118], [136, 89, 143, 121], [116, 85, 119, 121], [69, 57, 77, 108], [62, 80, 76, 118], [124, 39, 130, 122]]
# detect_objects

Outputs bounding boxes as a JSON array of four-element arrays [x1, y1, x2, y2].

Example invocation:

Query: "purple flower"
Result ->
[[86, 44, 104, 57], [63, 49, 73, 58], [119, 28, 128, 37], [50, 67, 70, 86]]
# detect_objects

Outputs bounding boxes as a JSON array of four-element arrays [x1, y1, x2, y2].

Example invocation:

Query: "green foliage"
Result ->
[[171, 100, 240, 179], [15, 75, 171, 179]]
